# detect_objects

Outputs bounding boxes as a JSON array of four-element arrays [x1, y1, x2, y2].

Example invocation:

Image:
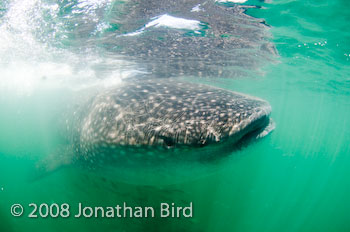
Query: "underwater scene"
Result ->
[[0, 0, 349, 231]]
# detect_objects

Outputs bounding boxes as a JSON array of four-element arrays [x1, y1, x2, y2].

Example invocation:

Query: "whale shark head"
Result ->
[[76, 79, 272, 164]]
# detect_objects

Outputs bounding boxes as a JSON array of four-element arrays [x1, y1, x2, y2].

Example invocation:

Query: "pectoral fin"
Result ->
[[28, 145, 75, 182]]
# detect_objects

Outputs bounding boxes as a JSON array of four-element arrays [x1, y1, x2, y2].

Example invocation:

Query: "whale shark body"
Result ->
[[28, 79, 273, 184], [56, 80, 272, 170]]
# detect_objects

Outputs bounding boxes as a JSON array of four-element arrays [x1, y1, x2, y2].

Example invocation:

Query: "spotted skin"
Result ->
[[67, 79, 271, 163]]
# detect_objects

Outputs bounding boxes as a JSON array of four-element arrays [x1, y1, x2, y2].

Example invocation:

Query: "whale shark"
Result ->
[[78, 80, 271, 151], [33, 79, 273, 183], [23, 0, 277, 184]]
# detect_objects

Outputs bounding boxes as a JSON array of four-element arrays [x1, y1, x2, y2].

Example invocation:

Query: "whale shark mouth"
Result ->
[[234, 114, 273, 147], [226, 103, 273, 145]]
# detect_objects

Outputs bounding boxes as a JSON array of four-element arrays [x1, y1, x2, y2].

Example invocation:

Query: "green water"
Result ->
[[1, 0, 350, 231]]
